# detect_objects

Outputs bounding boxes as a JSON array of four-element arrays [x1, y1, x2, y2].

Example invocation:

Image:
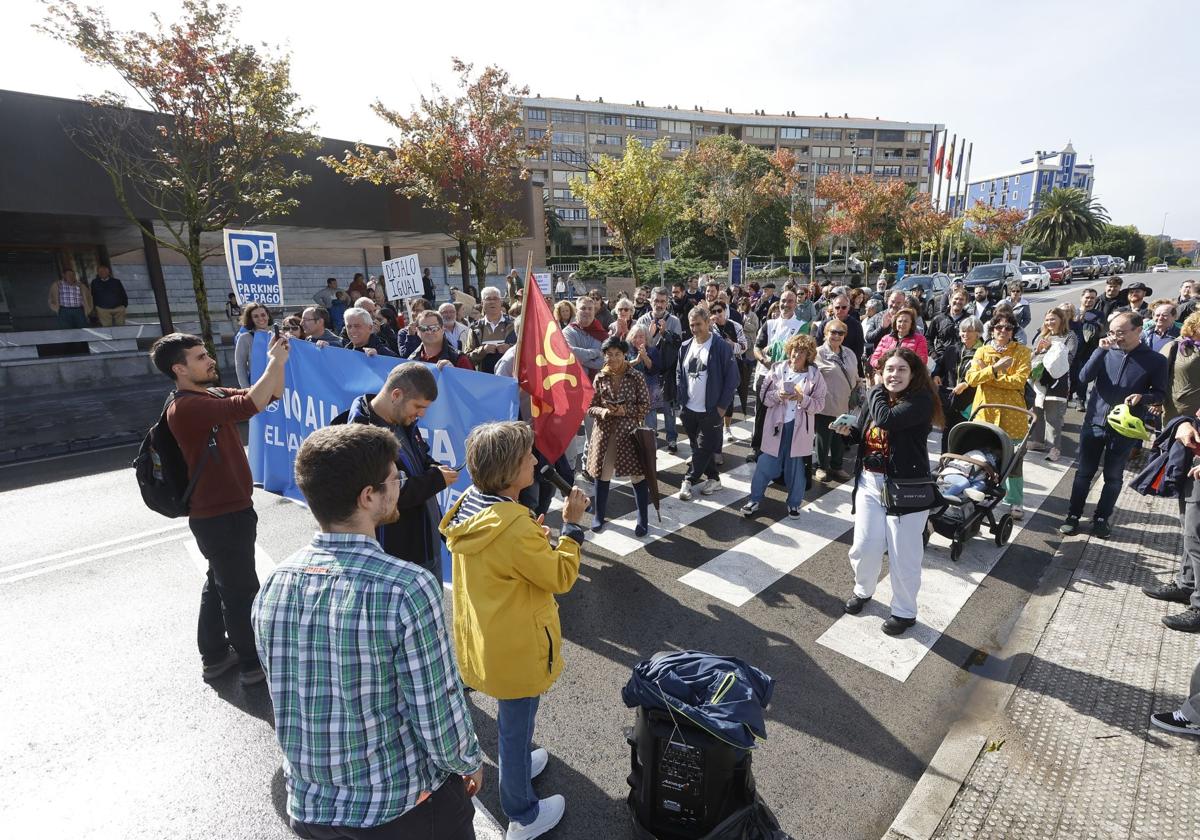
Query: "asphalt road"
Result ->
[[2, 269, 1195, 840]]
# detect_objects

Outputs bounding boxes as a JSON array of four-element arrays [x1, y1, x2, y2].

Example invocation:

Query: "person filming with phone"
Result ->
[[332, 362, 459, 578]]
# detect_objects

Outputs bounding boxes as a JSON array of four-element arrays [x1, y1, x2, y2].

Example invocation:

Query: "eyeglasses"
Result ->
[[375, 475, 402, 490], [828, 329, 847, 336], [835, 304, 850, 310], [1108, 328, 1130, 337], [992, 324, 1014, 331], [418, 324, 442, 333]]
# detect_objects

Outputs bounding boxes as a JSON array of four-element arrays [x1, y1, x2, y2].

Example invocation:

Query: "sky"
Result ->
[[4, 0, 1195, 239]]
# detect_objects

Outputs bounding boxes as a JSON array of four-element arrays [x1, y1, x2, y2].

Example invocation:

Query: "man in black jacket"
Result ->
[[332, 362, 457, 578], [926, 290, 969, 367]]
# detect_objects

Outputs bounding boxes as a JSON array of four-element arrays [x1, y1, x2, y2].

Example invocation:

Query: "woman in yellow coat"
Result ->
[[964, 311, 1033, 519]]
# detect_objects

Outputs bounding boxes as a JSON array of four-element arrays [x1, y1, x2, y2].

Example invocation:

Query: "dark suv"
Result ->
[[1070, 256, 1100, 280]]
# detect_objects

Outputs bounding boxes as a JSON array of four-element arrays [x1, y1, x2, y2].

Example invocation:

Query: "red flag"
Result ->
[[945, 137, 956, 179], [933, 143, 944, 173], [517, 273, 594, 463]]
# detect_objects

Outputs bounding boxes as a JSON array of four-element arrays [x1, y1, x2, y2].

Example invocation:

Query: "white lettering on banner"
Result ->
[[278, 388, 340, 432], [418, 427, 457, 465], [382, 254, 423, 301], [262, 425, 301, 452]]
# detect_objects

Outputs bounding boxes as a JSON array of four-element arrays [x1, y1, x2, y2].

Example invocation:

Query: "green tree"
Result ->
[[544, 189, 574, 256], [1084, 223, 1144, 262], [1144, 235, 1179, 264], [965, 202, 1028, 260], [324, 59, 549, 294], [681, 135, 786, 261], [571, 137, 687, 284], [1178, 257, 1193, 268], [41, 0, 319, 353], [1024, 188, 1109, 257]]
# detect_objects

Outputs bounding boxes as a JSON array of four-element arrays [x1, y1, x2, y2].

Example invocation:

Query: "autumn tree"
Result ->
[[571, 137, 686, 284], [774, 148, 826, 282], [815, 174, 908, 282], [324, 60, 549, 294], [965, 201, 1027, 260], [897, 198, 951, 270], [681, 135, 786, 261], [40, 0, 319, 353]]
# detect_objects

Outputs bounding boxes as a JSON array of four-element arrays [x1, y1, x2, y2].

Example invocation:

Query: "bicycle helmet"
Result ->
[[1106, 403, 1151, 441]]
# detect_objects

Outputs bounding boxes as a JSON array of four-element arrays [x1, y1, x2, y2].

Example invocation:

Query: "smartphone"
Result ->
[[444, 462, 465, 472], [272, 323, 281, 339], [833, 412, 857, 428], [782, 381, 797, 394]]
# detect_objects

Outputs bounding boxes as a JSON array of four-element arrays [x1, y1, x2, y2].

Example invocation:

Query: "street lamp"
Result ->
[[1158, 212, 1169, 262]]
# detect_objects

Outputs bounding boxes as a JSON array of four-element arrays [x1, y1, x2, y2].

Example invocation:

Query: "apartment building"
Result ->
[[522, 96, 944, 255], [949, 143, 1095, 219]]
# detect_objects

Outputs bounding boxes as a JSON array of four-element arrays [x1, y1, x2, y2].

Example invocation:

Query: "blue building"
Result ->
[[949, 143, 1094, 218]]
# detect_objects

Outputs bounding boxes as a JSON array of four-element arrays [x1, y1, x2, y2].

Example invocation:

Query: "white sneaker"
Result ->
[[679, 480, 694, 501], [963, 487, 987, 502], [700, 478, 720, 495], [530, 747, 548, 780], [1046, 447, 1060, 462], [741, 500, 759, 517], [724, 430, 735, 443], [506, 794, 565, 840], [1010, 504, 1024, 521]]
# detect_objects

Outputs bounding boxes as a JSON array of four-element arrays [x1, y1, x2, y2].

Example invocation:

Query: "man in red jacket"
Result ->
[[149, 331, 289, 686]]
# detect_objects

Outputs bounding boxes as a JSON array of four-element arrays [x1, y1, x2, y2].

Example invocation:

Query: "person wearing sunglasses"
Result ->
[[813, 319, 860, 483], [408, 309, 475, 370], [964, 313, 1033, 519]]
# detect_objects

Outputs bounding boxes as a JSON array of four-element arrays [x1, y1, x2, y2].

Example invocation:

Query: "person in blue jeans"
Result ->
[[741, 333, 827, 519], [1060, 311, 1167, 539]]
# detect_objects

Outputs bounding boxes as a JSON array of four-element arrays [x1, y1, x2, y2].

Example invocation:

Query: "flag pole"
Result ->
[[512, 250, 535, 389]]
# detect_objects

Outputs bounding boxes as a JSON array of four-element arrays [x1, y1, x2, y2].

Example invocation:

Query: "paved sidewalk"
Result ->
[[930, 481, 1200, 840]]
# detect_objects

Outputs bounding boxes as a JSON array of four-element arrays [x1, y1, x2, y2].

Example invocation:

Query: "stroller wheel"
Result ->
[[922, 524, 931, 547], [950, 541, 963, 562], [995, 514, 1014, 546]]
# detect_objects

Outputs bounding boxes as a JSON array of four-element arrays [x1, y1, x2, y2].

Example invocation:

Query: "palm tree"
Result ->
[[1025, 188, 1110, 258]]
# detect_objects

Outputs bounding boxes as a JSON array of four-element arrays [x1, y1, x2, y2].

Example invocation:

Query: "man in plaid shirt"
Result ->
[[253, 425, 482, 839]]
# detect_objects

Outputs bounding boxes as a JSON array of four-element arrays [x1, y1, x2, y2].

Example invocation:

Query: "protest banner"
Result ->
[[606, 277, 636, 302], [534, 272, 552, 295], [249, 335, 519, 578], [223, 229, 283, 305], [381, 254, 423, 301]]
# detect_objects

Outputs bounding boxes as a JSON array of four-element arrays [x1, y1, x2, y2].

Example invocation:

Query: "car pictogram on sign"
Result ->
[[252, 263, 276, 279]]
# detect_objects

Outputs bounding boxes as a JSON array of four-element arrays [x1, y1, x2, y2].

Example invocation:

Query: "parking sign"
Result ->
[[224, 229, 283, 305], [381, 254, 423, 300]]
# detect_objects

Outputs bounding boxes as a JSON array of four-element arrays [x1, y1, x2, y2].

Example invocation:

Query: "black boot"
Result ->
[[632, 480, 650, 537], [591, 480, 611, 532]]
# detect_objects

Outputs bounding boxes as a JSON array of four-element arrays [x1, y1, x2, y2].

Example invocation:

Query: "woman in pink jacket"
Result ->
[[742, 333, 827, 519], [869, 307, 928, 377]]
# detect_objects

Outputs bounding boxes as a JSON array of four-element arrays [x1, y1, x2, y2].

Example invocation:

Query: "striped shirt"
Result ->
[[452, 486, 587, 545], [252, 532, 480, 828]]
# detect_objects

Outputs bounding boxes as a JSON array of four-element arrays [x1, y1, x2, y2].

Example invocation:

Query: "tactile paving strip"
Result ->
[[931, 483, 1200, 840]]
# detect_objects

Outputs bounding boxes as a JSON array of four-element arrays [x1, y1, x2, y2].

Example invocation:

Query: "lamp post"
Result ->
[[1158, 212, 1169, 262]]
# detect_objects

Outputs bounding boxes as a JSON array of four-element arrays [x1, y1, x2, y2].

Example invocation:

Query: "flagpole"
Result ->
[[512, 250, 535, 387], [947, 141, 968, 270], [930, 129, 944, 213]]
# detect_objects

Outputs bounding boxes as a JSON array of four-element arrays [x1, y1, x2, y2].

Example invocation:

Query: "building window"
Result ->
[[814, 163, 837, 174], [557, 208, 588, 221], [876, 148, 904, 159], [904, 148, 920, 159], [661, 119, 692, 134], [855, 163, 872, 174], [668, 139, 690, 152], [527, 107, 546, 122], [550, 109, 585, 124], [855, 147, 872, 157], [876, 129, 904, 142], [848, 129, 874, 141], [812, 128, 842, 141], [556, 131, 585, 146], [780, 127, 809, 140], [744, 125, 776, 140], [589, 133, 622, 146], [794, 162, 810, 173], [903, 165, 918, 176], [552, 150, 586, 165], [531, 170, 548, 183], [904, 131, 924, 143], [600, 114, 622, 126], [552, 169, 585, 183], [626, 116, 657, 130], [527, 128, 546, 141], [693, 124, 721, 136], [811, 146, 836, 158], [551, 188, 579, 201], [530, 150, 547, 161], [876, 165, 901, 177]]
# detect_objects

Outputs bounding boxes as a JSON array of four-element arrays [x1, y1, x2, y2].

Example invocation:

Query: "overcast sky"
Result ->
[[4, 0, 1194, 239]]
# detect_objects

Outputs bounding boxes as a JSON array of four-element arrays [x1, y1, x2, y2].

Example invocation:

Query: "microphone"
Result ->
[[539, 463, 591, 511]]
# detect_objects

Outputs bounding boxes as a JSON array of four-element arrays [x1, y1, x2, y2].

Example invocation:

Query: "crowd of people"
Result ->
[[146, 264, 1200, 840]]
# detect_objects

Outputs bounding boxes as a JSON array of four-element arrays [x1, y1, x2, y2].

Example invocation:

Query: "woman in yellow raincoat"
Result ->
[[964, 311, 1032, 519]]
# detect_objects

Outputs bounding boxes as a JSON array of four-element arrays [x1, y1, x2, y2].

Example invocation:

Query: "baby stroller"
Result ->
[[925, 403, 1035, 562]]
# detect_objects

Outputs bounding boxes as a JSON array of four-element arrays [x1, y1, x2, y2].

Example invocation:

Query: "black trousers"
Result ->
[[681, 407, 722, 483], [189, 507, 261, 668], [290, 777, 476, 840]]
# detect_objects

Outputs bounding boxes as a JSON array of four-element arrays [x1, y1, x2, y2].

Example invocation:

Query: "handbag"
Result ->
[[881, 476, 944, 516]]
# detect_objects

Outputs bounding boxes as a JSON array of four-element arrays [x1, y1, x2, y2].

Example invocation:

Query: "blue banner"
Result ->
[[249, 334, 520, 577]]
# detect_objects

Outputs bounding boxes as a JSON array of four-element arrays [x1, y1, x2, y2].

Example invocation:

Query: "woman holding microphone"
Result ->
[[441, 422, 590, 840], [834, 347, 942, 636]]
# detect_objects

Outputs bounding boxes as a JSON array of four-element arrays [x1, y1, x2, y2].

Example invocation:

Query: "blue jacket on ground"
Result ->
[[676, 333, 739, 413], [1078, 344, 1168, 429], [621, 651, 774, 750], [1132, 415, 1197, 498]]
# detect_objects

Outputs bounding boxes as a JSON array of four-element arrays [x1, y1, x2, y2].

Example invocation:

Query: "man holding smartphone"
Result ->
[[332, 362, 459, 579]]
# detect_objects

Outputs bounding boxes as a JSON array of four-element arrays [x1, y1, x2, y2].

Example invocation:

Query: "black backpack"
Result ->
[[133, 391, 219, 518]]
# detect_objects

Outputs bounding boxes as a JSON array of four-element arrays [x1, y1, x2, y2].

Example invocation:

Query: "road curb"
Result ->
[[880, 483, 1091, 840]]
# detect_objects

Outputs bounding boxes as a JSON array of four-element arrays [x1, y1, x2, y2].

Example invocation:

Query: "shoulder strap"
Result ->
[[168, 389, 221, 505]]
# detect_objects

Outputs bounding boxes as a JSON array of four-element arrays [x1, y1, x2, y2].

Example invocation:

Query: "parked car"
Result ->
[[813, 257, 863, 278], [962, 262, 1021, 302], [1151, 263, 1170, 274], [1112, 257, 1127, 273], [1095, 255, 1115, 276], [887, 273, 953, 300], [1070, 256, 1100, 280], [1040, 259, 1072, 285], [1019, 261, 1051, 291]]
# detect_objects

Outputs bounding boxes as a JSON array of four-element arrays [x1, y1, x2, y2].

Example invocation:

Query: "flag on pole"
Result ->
[[945, 136, 956, 179], [516, 268, 594, 463], [933, 141, 945, 173]]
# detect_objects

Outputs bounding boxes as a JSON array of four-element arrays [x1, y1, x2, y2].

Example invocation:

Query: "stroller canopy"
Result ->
[[946, 420, 1014, 477]]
